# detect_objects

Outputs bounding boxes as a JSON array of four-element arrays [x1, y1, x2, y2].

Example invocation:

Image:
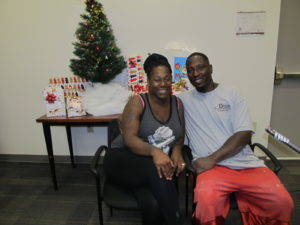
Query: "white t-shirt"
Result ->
[[180, 85, 265, 169]]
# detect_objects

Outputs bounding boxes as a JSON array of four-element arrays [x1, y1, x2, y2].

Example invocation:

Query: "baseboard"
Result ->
[[0, 154, 93, 164], [276, 157, 300, 160]]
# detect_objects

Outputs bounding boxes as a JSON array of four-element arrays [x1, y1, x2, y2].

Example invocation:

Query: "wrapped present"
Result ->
[[127, 56, 147, 95], [45, 75, 92, 117], [48, 75, 92, 96], [66, 94, 86, 117], [172, 78, 190, 95], [44, 86, 66, 117]]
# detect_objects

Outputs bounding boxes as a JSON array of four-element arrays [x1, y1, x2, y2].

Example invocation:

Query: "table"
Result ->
[[36, 114, 120, 190]]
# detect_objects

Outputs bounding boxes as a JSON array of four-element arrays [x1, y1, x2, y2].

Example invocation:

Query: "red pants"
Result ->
[[193, 166, 294, 225]]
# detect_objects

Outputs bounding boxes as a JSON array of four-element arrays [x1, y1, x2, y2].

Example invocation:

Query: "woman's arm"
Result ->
[[122, 95, 175, 179], [122, 95, 155, 155], [170, 97, 186, 176]]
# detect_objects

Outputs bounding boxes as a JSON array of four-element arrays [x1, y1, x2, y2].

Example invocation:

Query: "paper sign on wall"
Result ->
[[236, 11, 266, 35]]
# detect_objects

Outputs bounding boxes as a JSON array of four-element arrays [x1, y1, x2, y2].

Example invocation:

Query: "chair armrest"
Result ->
[[90, 145, 107, 177], [182, 145, 196, 174], [251, 143, 282, 174]]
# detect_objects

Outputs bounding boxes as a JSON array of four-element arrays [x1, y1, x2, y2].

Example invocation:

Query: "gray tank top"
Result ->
[[138, 94, 181, 155]]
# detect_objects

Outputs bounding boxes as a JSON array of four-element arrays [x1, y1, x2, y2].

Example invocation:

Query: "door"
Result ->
[[269, 0, 300, 158]]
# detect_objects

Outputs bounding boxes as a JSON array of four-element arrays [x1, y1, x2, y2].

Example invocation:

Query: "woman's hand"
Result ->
[[151, 148, 175, 180], [171, 151, 185, 176]]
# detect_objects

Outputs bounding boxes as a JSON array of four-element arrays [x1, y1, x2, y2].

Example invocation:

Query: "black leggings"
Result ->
[[103, 147, 182, 225]]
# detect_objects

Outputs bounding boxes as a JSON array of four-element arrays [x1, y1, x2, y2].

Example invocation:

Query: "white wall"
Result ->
[[0, 0, 281, 156]]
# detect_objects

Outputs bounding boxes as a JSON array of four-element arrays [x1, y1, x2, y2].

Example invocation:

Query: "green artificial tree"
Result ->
[[70, 0, 126, 83]]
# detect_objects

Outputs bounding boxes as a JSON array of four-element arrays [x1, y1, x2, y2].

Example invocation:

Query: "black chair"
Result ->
[[90, 119, 159, 225], [183, 142, 282, 225]]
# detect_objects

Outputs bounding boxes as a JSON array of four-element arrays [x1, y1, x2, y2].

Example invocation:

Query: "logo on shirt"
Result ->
[[215, 103, 231, 111], [148, 126, 175, 155]]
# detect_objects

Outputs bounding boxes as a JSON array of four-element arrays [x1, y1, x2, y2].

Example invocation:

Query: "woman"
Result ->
[[104, 53, 185, 225]]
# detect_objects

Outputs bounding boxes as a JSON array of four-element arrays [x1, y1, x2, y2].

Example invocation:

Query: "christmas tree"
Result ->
[[70, 0, 126, 83]]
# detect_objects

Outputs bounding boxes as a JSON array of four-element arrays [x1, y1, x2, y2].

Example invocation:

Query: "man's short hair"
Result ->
[[186, 52, 210, 67]]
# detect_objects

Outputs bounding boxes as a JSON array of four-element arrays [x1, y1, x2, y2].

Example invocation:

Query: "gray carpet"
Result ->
[[0, 160, 299, 225]]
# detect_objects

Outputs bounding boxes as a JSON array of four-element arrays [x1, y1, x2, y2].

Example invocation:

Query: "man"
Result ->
[[179, 52, 293, 225]]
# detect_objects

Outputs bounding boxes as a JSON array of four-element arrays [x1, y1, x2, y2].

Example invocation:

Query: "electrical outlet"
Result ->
[[87, 127, 94, 133]]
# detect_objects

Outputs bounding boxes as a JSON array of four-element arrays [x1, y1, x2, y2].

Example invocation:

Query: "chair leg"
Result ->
[[96, 178, 104, 225], [110, 207, 113, 217], [97, 200, 104, 225], [175, 176, 179, 191], [185, 173, 189, 216]]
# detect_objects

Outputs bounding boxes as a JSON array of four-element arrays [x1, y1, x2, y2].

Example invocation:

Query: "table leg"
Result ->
[[66, 125, 76, 168], [42, 123, 58, 190]]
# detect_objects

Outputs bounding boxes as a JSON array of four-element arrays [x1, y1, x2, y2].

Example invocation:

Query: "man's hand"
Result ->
[[192, 156, 216, 174], [151, 148, 175, 180]]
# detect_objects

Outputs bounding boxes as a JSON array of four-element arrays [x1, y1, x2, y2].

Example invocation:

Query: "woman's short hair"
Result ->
[[143, 53, 172, 79]]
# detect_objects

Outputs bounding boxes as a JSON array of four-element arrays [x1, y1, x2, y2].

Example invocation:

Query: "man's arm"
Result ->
[[210, 130, 251, 162], [193, 130, 251, 174]]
